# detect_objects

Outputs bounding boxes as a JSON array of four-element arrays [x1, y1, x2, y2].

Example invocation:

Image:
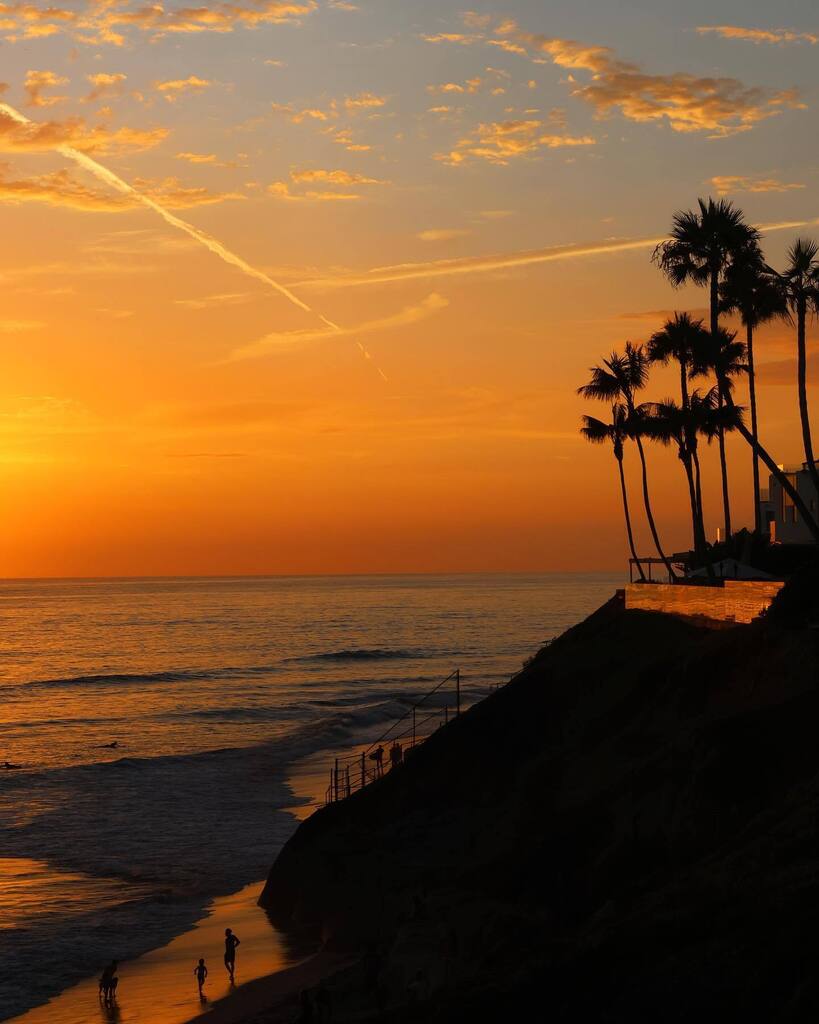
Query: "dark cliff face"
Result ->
[[261, 595, 819, 1022]]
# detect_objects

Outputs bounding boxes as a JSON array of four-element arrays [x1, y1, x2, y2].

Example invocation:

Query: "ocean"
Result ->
[[0, 572, 620, 1021]]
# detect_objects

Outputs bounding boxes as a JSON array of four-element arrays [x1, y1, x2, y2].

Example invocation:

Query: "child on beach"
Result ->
[[194, 958, 208, 997]]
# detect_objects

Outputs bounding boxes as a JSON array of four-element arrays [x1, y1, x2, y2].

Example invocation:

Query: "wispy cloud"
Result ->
[[417, 228, 471, 242], [437, 119, 595, 166], [24, 70, 68, 108], [697, 26, 819, 45], [710, 174, 806, 195], [1, 1, 321, 47], [227, 292, 449, 362], [0, 164, 244, 211], [155, 76, 212, 102], [84, 72, 127, 103], [0, 108, 168, 155]]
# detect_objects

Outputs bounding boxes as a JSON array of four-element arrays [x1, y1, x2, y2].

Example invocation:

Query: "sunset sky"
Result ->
[[0, 0, 817, 576]]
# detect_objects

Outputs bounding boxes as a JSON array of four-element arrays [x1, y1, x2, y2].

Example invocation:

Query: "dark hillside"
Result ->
[[261, 591, 819, 1021]]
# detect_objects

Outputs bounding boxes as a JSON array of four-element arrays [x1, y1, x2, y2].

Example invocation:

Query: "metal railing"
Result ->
[[324, 668, 461, 805]]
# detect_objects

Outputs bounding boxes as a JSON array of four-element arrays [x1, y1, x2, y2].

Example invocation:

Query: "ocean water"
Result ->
[[0, 573, 620, 1021]]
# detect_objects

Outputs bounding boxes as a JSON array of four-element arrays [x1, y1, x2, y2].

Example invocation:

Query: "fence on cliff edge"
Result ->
[[323, 668, 461, 806]]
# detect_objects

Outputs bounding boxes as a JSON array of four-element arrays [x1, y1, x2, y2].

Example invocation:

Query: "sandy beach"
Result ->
[[6, 753, 337, 1024]]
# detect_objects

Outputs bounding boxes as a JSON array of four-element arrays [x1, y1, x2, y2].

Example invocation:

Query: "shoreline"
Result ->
[[6, 753, 333, 1024]]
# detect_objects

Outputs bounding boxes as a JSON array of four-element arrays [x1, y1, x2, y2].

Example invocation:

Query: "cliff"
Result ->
[[261, 585, 819, 1021]]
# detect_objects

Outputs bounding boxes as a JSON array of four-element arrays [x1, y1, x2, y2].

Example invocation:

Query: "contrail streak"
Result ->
[[293, 218, 819, 292], [0, 101, 388, 379]]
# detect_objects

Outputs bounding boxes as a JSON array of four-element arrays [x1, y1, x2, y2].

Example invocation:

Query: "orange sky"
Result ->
[[0, 0, 817, 576]]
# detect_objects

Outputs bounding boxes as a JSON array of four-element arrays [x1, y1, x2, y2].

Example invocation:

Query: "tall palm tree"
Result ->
[[641, 397, 708, 566], [653, 198, 759, 540], [780, 238, 819, 502], [720, 251, 789, 532], [578, 345, 675, 578], [688, 326, 747, 539], [647, 313, 711, 412], [580, 404, 646, 581]]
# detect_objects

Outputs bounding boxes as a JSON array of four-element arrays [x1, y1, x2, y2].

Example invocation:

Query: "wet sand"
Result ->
[[6, 752, 341, 1024], [7, 880, 298, 1024]]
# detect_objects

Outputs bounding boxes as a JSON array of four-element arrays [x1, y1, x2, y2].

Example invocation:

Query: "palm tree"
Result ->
[[780, 238, 819, 502], [720, 251, 789, 532], [641, 397, 707, 566], [653, 198, 759, 540], [647, 313, 711, 412], [580, 404, 646, 580], [688, 326, 747, 539], [578, 345, 676, 578]]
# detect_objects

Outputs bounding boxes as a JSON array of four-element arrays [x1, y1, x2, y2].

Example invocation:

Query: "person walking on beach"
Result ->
[[98, 960, 119, 1002], [389, 742, 402, 771], [224, 928, 240, 982], [194, 958, 208, 998]]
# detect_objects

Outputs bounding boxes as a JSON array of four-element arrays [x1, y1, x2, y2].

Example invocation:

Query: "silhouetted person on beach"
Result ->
[[99, 960, 119, 1002], [224, 928, 240, 982], [389, 742, 402, 770], [369, 745, 384, 777], [194, 957, 208, 998]]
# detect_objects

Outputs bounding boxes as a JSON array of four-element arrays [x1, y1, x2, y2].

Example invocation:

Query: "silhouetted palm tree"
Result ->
[[641, 397, 707, 565], [720, 251, 789, 532], [653, 198, 759, 540], [780, 238, 819, 501], [688, 327, 747, 539], [580, 404, 646, 580], [578, 345, 675, 578], [647, 313, 711, 411]]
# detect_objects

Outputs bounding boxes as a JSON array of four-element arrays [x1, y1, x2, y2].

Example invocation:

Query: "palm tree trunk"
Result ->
[[691, 446, 716, 580], [725, 391, 819, 543], [634, 434, 676, 580], [716, 382, 732, 541], [681, 452, 701, 553], [617, 453, 645, 581], [796, 300, 819, 501], [711, 266, 732, 541], [680, 360, 690, 410], [746, 321, 762, 534]]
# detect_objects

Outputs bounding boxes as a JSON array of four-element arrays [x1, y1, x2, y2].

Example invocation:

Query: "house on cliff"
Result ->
[[760, 462, 819, 544]]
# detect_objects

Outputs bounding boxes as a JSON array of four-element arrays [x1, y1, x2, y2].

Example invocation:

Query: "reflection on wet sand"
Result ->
[[9, 881, 300, 1024]]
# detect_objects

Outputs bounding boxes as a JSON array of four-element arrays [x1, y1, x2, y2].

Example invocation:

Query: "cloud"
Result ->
[[422, 32, 482, 45], [493, 19, 807, 137], [436, 119, 595, 166], [326, 127, 371, 151], [344, 92, 388, 111], [24, 70, 69, 108], [0, 108, 168, 155], [290, 168, 387, 185], [267, 180, 361, 201], [85, 72, 127, 102], [228, 292, 449, 362], [0, 163, 244, 211], [417, 228, 471, 242], [155, 76, 212, 101], [710, 174, 806, 195], [427, 78, 483, 95], [176, 151, 219, 164], [697, 26, 819, 45], [0, 1, 321, 46]]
